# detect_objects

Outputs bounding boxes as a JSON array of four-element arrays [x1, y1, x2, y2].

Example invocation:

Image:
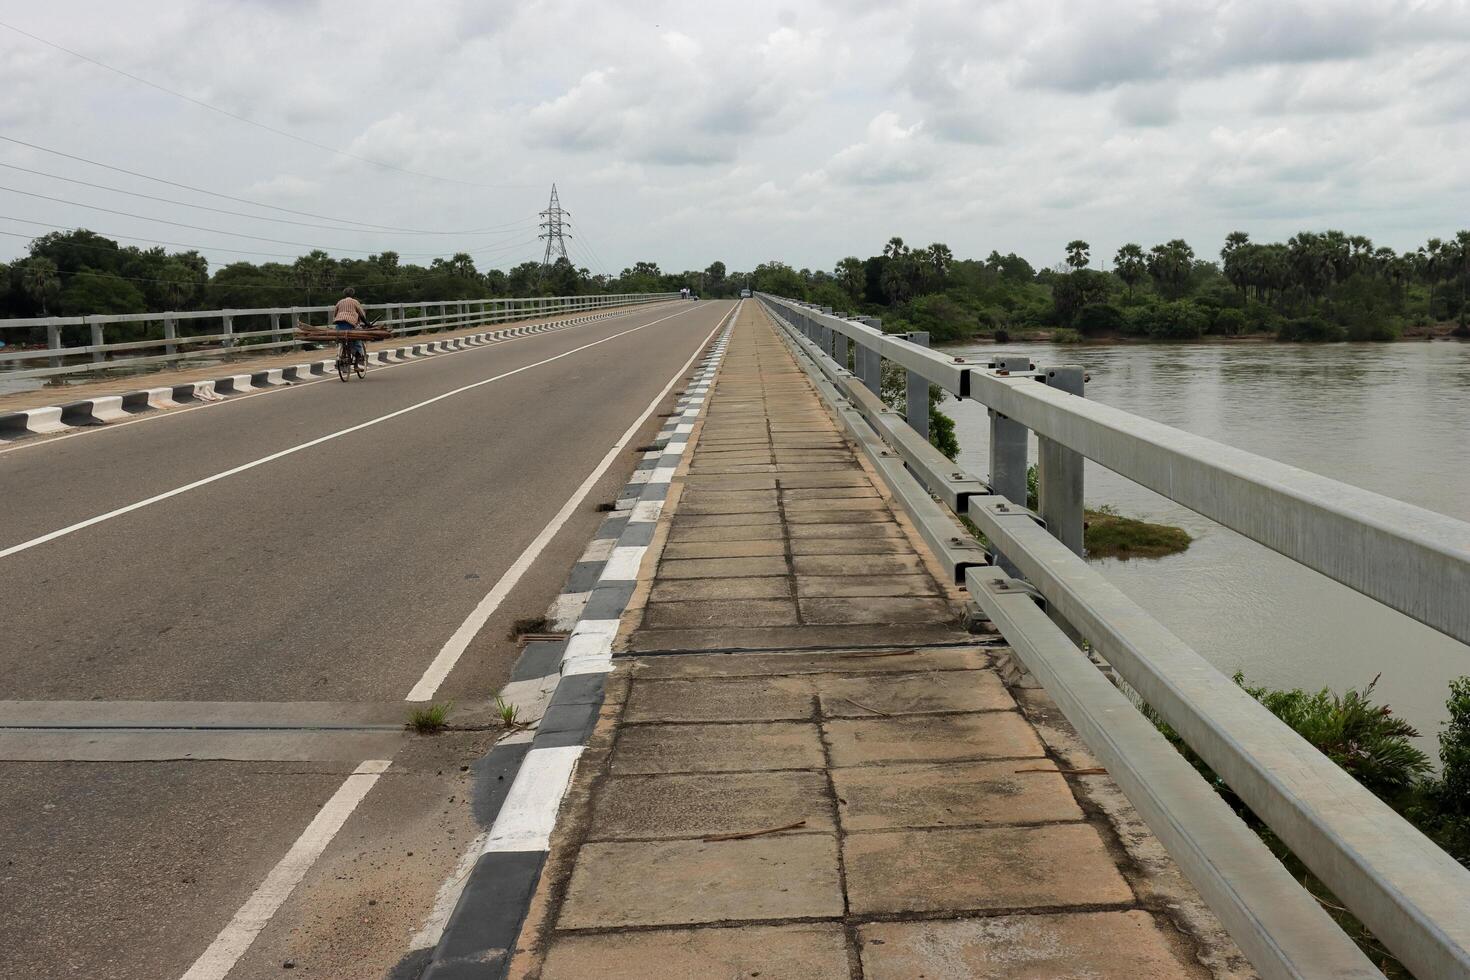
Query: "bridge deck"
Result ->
[[509, 303, 1243, 977]]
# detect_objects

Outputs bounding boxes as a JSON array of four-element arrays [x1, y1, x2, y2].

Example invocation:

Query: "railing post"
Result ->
[[901, 331, 930, 440], [271, 312, 283, 349], [164, 315, 178, 357], [88, 318, 105, 363], [1038, 366, 1086, 557], [987, 355, 1033, 572], [221, 312, 235, 349], [858, 339, 881, 396], [45, 319, 62, 369]]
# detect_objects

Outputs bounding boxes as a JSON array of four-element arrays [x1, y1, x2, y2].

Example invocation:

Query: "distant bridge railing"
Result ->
[[0, 292, 677, 381], [757, 292, 1470, 980]]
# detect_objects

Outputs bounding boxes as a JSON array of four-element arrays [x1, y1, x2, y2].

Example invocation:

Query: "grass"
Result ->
[[508, 616, 550, 640], [494, 695, 521, 728], [1083, 507, 1192, 559], [406, 702, 453, 735]]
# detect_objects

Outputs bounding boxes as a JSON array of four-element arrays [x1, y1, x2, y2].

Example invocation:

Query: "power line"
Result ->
[[0, 161, 533, 237], [0, 184, 538, 258], [0, 217, 539, 264], [0, 135, 517, 234], [0, 20, 533, 190]]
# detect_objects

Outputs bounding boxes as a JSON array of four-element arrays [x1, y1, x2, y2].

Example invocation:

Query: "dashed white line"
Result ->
[[178, 760, 390, 980]]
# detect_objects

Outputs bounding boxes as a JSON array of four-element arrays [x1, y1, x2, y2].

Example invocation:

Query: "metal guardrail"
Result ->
[[757, 292, 1470, 980], [0, 292, 677, 381]]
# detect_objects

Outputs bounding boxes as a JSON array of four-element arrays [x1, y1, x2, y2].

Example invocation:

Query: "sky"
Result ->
[[1, 0, 1468, 277]]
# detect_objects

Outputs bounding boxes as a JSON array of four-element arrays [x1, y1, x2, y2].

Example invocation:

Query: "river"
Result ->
[[943, 337, 1470, 748]]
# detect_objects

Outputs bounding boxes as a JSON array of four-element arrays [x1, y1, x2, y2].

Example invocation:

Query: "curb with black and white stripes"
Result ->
[[420, 314, 734, 980], [0, 303, 669, 443]]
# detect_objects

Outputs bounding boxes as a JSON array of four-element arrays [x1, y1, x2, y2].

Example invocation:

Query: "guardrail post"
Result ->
[[88, 318, 105, 363], [45, 319, 62, 369], [858, 339, 881, 396], [1038, 366, 1086, 557], [221, 312, 235, 349], [164, 315, 178, 356], [901, 331, 930, 440]]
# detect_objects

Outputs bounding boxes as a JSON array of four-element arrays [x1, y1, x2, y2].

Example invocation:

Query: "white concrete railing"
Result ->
[[0, 292, 677, 380]]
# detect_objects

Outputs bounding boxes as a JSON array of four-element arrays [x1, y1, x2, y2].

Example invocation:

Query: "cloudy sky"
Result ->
[[1, 0, 1468, 276]]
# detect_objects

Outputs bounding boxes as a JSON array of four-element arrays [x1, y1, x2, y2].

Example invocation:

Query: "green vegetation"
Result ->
[[1139, 673, 1470, 974], [406, 701, 453, 735], [733, 228, 1470, 344], [1083, 506, 1192, 560], [494, 695, 521, 728], [1023, 465, 1190, 560]]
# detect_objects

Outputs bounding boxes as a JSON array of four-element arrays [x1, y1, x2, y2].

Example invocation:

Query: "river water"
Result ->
[[944, 338, 1470, 748]]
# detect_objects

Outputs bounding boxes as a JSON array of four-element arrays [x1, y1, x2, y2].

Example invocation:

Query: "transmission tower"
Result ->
[[538, 184, 572, 266]]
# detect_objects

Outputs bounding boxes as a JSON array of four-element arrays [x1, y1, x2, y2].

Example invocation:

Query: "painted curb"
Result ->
[[0, 303, 672, 443], [420, 309, 736, 980]]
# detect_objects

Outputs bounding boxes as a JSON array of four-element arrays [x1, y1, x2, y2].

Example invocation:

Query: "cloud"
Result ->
[[825, 111, 933, 185]]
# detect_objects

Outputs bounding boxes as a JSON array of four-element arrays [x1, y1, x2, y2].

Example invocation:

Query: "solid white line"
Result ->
[[402, 303, 738, 700], [0, 306, 706, 562], [178, 759, 390, 980], [481, 745, 584, 853]]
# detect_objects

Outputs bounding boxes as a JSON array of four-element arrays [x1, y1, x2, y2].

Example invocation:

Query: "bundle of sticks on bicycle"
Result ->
[[295, 322, 392, 342]]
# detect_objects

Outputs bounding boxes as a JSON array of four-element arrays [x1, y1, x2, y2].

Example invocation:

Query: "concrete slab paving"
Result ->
[[543, 923, 851, 979], [623, 675, 816, 723], [859, 910, 1208, 979], [611, 721, 827, 773], [642, 596, 799, 628], [587, 770, 836, 840], [825, 711, 1048, 765], [832, 759, 1085, 830], [843, 824, 1135, 914], [557, 835, 844, 928]]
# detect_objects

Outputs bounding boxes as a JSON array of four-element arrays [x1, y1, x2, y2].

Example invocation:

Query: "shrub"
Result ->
[[1134, 300, 1206, 339], [1075, 302, 1125, 335], [1278, 316, 1345, 342], [1236, 672, 1429, 799], [1211, 308, 1248, 336], [1052, 328, 1083, 343]]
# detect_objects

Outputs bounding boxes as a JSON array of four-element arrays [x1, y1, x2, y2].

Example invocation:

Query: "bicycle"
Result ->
[[335, 319, 373, 382]]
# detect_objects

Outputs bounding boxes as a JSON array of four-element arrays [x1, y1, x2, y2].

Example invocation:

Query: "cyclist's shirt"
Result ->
[[332, 297, 367, 326]]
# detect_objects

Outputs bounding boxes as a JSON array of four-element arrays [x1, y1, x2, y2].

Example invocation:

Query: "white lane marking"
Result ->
[[599, 545, 648, 581], [178, 759, 391, 980], [1, 307, 704, 562], [403, 304, 737, 700], [481, 746, 585, 853], [0, 302, 678, 458]]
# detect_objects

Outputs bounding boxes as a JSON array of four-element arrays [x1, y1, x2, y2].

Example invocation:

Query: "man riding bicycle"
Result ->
[[332, 287, 369, 358]]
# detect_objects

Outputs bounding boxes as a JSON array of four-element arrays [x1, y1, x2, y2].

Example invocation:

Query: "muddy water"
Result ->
[[944, 338, 1470, 745]]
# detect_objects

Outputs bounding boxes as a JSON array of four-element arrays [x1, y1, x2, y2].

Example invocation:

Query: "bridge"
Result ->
[[1, 293, 1468, 980]]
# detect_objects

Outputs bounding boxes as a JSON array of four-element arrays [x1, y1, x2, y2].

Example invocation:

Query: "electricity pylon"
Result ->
[[539, 184, 572, 266]]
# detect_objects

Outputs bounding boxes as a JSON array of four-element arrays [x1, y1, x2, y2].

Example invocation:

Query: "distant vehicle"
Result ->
[[739, 288, 752, 298]]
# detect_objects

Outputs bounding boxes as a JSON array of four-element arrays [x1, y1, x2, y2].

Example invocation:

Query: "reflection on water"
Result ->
[[945, 338, 1470, 745]]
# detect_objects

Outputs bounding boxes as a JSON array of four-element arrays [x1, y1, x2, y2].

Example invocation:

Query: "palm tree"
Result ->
[[1113, 243, 1146, 298], [21, 257, 60, 314], [1064, 240, 1090, 270], [926, 242, 953, 278], [834, 257, 865, 302], [883, 236, 906, 259]]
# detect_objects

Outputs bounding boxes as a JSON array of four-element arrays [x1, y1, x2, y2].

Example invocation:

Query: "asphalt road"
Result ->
[[0, 299, 735, 979]]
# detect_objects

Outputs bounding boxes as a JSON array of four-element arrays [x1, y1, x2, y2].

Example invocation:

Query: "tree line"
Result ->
[[743, 229, 1470, 343], [0, 229, 738, 321]]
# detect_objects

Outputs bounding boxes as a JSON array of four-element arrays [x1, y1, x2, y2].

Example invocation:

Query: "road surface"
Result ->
[[0, 299, 734, 979]]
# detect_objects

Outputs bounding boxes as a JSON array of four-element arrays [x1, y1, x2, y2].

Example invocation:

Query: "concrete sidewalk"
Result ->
[[508, 303, 1249, 979]]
